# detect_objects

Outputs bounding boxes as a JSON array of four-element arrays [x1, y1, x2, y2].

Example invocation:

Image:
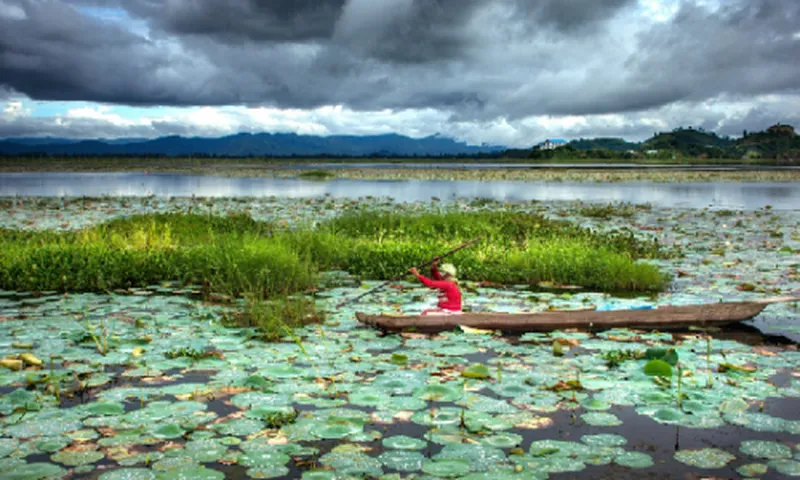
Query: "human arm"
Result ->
[[430, 258, 443, 280], [409, 267, 453, 290]]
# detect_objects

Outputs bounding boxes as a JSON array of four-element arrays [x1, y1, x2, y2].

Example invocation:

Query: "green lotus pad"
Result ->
[[674, 448, 736, 469], [378, 450, 425, 472], [422, 459, 472, 478], [462, 363, 491, 379], [301, 471, 336, 480], [581, 412, 622, 426], [739, 440, 793, 459], [434, 444, 506, 471], [318, 450, 383, 477], [768, 459, 800, 476], [413, 384, 463, 402], [0, 462, 68, 480], [50, 449, 105, 466], [580, 434, 628, 447], [382, 435, 428, 450], [614, 452, 654, 468], [245, 466, 289, 479], [154, 466, 225, 480], [99, 468, 157, 480], [736, 463, 769, 477], [480, 433, 523, 449]]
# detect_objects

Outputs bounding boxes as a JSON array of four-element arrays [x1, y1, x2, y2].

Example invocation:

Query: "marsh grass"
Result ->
[[0, 208, 670, 336]]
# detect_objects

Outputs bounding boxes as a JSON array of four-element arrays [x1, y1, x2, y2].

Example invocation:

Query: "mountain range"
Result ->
[[0, 124, 797, 160], [0, 132, 504, 157]]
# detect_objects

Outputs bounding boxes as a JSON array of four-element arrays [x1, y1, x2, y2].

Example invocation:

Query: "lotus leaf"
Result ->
[[462, 363, 490, 379], [151, 424, 185, 439], [480, 432, 523, 449], [769, 459, 800, 476], [301, 471, 336, 480], [212, 419, 265, 436], [674, 448, 736, 469], [736, 463, 769, 477], [411, 408, 463, 428], [378, 450, 425, 472], [580, 434, 627, 447], [382, 435, 427, 450], [740, 440, 792, 459], [421, 459, 471, 478], [0, 462, 68, 480], [319, 450, 383, 477], [614, 452, 654, 468], [413, 384, 463, 402], [245, 466, 289, 479], [581, 412, 622, 426], [154, 466, 225, 480], [238, 450, 291, 468], [51, 449, 105, 466], [643, 360, 672, 378], [0, 439, 19, 458], [434, 443, 506, 472]]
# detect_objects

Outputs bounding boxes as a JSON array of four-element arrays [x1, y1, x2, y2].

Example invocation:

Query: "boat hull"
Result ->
[[355, 300, 776, 333]]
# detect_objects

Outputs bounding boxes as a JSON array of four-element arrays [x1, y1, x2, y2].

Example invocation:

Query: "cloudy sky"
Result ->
[[1, 0, 799, 147]]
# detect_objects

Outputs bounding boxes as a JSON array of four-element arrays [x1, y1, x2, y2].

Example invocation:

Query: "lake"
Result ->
[[0, 172, 798, 209]]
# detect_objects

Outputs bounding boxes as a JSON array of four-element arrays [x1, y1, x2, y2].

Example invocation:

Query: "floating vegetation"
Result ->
[[0, 196, 797, 479]]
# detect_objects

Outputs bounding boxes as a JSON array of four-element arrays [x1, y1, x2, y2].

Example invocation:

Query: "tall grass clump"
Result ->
[[0, 207, 672, 337], [308, 210, 670, 292]]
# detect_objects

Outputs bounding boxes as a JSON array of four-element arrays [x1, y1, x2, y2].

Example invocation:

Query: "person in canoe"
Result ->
[[408, 259, 462, 315]]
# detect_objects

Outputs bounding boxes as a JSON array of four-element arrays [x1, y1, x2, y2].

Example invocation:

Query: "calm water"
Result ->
[[0, 172, 798, 209]]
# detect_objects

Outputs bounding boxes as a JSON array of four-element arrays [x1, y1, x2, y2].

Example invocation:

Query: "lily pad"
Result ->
[[378, 450, 425, 472], [674, 448, 736, 469], [614, 452, 654, 468], [581, 412, 622, 426], [740, 440, 792, 459], [382, 435, 427, 450], [422, 459, 471, 478], [99, 469, 157, 480], [51, 449, 105, 466]]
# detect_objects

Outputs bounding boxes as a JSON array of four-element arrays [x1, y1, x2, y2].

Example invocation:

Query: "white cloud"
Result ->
[[2, 100, 27, 117]]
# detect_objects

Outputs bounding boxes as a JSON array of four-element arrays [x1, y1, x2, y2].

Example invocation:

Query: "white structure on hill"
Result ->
[[538, 139, 568, 150]]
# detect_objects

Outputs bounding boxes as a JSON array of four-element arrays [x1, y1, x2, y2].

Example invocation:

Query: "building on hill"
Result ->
[[537, 139, 568, 150]]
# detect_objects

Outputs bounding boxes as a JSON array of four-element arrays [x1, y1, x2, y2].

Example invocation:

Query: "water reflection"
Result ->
[[0, 172, 798, 210]]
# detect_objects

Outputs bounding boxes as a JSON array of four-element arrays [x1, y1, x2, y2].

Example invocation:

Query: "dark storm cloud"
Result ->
[[1, 0, 799, 130], [333, 0, 485, 64], [0, 0, 240, 105], [151, 0, 348, 42], [623, 0, 800, 104], [511, 0, 638, 32]]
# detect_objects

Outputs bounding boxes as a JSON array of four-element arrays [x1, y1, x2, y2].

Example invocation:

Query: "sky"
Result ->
[[0, 0, 799, 148]]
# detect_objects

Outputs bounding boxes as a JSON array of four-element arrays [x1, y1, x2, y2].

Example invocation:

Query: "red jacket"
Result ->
[[415, 265, 462, 311]]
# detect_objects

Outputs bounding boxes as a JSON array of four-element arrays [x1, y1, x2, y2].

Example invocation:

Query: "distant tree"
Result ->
[[743, 130, 747, 137]]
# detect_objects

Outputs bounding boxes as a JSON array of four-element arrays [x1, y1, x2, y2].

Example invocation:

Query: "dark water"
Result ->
[[1, 172, 798, 210]]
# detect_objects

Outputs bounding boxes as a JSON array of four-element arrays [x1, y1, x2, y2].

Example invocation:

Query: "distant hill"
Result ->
[[730, 124, 800, 161], [641, 128, 734, 158], [0, 132, 505, 157]]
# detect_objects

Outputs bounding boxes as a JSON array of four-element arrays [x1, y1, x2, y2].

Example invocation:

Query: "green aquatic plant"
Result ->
[[601, 349, 645, 368]]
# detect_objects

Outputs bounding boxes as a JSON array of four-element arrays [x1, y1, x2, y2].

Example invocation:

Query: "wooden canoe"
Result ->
[[355, 296, 800, 333]]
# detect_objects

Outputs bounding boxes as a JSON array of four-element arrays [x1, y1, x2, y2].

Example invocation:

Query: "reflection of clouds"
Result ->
[[0, 173, 798, 210]]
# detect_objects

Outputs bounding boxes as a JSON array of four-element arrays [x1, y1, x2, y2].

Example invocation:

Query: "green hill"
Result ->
[[642, 128, 734, 158], [731, 124, 800, 162]]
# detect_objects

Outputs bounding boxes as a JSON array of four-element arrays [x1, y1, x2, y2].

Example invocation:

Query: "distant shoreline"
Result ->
[[1, 157, 799, 183]]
